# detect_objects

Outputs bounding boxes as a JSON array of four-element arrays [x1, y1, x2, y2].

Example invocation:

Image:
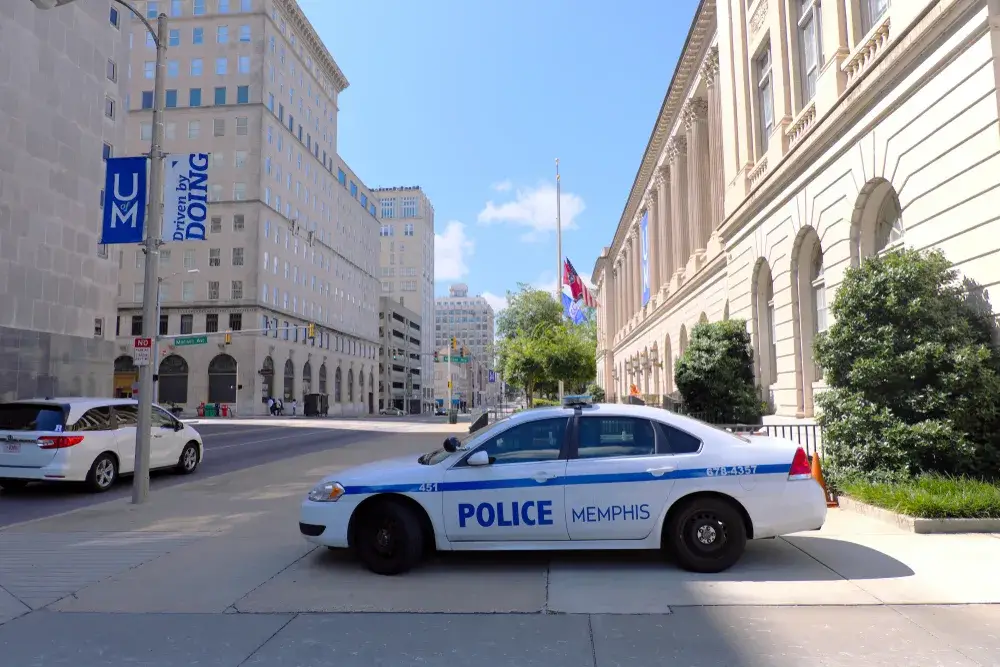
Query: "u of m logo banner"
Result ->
[[101, 156, 149, 245]]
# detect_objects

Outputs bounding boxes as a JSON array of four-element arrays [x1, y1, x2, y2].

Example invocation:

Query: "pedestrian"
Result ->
[[291, 399, 297, 417], [267, 397, 275, 416]]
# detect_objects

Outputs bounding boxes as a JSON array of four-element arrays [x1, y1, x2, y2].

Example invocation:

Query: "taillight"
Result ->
[[788, 447, 813, 480], [38, 435, 84, 450]]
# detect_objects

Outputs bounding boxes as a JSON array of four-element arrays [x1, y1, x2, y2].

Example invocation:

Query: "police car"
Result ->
[[299, 396, 827, 575]]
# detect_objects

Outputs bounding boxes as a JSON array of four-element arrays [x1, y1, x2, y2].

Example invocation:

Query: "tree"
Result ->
[[496, 283, 562, 341], [814, 247, 1000, 483], [674, 319, 763, 424]]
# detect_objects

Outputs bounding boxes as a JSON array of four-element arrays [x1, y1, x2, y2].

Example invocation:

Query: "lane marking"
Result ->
[[207, 428, 347, 452]]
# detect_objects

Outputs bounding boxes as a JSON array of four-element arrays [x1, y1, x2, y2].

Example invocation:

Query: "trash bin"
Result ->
[[448, 409, 458, 425], [221, 404, 229, 417], [204, 403, 216, 417], [196, 404, 205, 417]]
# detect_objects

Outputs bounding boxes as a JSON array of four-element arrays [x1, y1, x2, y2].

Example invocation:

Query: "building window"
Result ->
[[141, 90, 153, 109], [756, 43, 774, 154], [797, 0, 822, 105], [208, 281, 220, 300], [234, 183, 246, 200], [238, 56, 250, 74], [182, 281, 194, 301], [219, 0, 230, 12], [110, 6, 120, 27], [183, 249, 196, 269], [165, 89, 177, 108], [213, 86, 227, 105], [213, 118, 225, 136], [166, 60, 179, 78], [861, 0, 890, 34], [170, 0, 182, 16], [168, 28, 180, 46], [401, 196, 417, 217], [188, 120, 200, 138], [874, 190, 904, 252], [189, 88, 202, 106], [217, 26, 229, 44], [144, 61, 155, 79], [239, 25, 251, 42], [146, 1, 158, 19], [232, 247, 244, 266], [102, 142, 113, 161], [231, 281, 243, 300], [104, 96, 115, 119], [233, 214, 245, 231], [215, 57, 227, 75], [237, 85, 250, 103], [206, 314, 219, 333], [180, 314, 193, 334], [193, 26, 204, 44], [381, 198, 395, 218], [404, 223, 414, 237], [131, 315, 143, 336], [241, 0, 252, 10], [337, 168, 346, 185], [236, 117, 248, 135], [106, 59, 117, 82], [191, 58, 203, 76], [209, 248, 221, 266]]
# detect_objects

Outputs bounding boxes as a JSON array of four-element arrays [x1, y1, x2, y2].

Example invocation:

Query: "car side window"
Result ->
[[657, 423, 702, 455], [576, 417, 656, 459], [464, 418, 568, 466], [70, 407, 114, 432], [151, 408, 175, 428], [114, 405, 139, 427]]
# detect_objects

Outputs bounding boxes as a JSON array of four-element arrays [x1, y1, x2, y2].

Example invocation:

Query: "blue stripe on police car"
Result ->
[[340, 462, 791, 496]]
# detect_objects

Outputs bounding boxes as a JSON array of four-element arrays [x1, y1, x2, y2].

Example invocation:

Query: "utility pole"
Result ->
[[134, 12, 169, 504], [555, 158, 563, 306]]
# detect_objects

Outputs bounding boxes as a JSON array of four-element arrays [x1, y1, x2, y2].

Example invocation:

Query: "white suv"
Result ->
[[0, 398, 204, 493]]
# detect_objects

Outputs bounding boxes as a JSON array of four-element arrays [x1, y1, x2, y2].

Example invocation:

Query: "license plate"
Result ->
[[3, 443, 20, 454]]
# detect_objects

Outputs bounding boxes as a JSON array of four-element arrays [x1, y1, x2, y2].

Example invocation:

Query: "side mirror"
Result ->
[[467, 450, 490, 466], [442, 436, 460, 453], [174, 421, 184, 431]]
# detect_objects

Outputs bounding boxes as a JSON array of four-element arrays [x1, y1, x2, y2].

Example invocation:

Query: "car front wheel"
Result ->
[[176, 442, 200, 475], [355, 500, 425, 576], [665, 497, 747, 573]]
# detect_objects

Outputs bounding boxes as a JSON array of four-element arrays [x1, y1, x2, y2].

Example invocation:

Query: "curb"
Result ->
[[838, 495, 1000, 534]]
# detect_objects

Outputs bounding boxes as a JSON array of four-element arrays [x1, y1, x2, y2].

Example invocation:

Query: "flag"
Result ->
[[561, 289, 587, 324], [564, 256, 599, 309]]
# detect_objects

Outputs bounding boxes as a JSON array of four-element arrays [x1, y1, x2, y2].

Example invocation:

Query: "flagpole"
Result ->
[[555, 158, 563, 312]]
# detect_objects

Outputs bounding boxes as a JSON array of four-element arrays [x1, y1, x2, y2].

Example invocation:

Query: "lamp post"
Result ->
[[32, 0, 169, 505]]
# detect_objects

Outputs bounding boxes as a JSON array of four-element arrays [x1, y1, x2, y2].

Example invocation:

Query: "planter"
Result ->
[[838, 495, 1000, 534]]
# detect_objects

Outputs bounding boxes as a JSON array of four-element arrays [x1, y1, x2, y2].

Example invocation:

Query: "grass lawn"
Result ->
[[840, 475, 1000, 519]]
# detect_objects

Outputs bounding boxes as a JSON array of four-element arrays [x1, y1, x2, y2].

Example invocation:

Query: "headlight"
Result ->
[[307, 481, 346, 502]]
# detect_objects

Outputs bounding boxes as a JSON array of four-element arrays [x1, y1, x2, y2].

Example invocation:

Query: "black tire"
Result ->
[[85, 453, 119, 493], [665, 497, 747, 573], [355, 501, 425, 576], [176, 442, 200, 475], [0, 479, 30, 492]]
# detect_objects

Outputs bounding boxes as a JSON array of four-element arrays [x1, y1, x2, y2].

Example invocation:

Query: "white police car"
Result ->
[[299, 396, 827, 575]]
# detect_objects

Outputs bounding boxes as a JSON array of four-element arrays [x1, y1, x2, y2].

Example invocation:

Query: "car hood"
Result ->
[[319, 454, 428, 486]]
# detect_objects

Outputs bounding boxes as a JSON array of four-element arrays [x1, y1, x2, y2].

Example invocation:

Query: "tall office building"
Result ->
[[434, 284, 495, 365], [113, 0, 381, 416], [0, 1, 127, 399], [374, 186, 435, 413]]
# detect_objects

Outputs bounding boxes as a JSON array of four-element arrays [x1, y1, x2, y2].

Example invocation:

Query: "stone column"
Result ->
[[632, 228, 642, 313], [626, 240, 636, 318], [684, 98, 711, 255], [702, 47, 725, 230], [667, 137, 689, 278], [614, 262, 622, 333], [655, 167, 672, 286], [644, 192, 660, 296]]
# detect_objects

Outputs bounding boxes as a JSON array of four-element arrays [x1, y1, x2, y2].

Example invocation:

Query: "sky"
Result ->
[[296, 0, 701, 314]]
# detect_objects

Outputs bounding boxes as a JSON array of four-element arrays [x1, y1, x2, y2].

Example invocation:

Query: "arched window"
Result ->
[[158, 354, 189, 404], [663, 336, 673, 396], [114, 356, 137, 374], [283, 359, 294, 401], [261, 356, 274, 400], [359, 368, 364, 389], [208, 354, 237, 403], [334, 367, 342, 402], [753, 260, 777, 392], [853, 179, 904, 262], [302, 361, 312, 395], [347, 369, 354, 402], [792, 228, 825, 416], [679, 325, 688, 357], [874, 190, 904, 253], [319, 363, 328, 394]]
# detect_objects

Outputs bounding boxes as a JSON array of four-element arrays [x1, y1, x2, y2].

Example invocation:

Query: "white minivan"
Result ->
[[0, 398, 204, 493]]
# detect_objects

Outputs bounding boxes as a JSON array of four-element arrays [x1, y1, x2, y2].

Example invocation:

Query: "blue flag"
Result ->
[[562, 290, 586, 324]]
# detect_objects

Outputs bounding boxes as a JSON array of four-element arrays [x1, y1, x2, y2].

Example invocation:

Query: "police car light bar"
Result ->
[[562, 394, 593, 408]]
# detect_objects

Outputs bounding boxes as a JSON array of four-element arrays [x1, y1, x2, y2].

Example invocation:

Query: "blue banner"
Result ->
[[488, 370, 496, 384], [562, 290, 586, 325], [163, 153, 210, 241], [101, 156, 148, 245], [640, 210, 650, 306]]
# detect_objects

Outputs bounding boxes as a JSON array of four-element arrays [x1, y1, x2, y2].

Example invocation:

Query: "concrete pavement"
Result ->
[[1, 419, 999, 665]]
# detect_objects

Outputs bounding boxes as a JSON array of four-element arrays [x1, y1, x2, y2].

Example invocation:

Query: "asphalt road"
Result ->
[[0, 422, 377, 529]]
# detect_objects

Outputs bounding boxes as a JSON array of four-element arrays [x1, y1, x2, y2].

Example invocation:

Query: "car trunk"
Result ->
[[0, 403, 69, 469]]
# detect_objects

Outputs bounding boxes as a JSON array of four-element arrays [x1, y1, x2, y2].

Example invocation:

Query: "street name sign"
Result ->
[[174, 335, 208, 346]]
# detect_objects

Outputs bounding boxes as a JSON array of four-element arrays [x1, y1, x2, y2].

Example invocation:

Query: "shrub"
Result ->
[[674, 319, 763, 424], [814, 248, 1000, 484], [586, 383, 606, 402]]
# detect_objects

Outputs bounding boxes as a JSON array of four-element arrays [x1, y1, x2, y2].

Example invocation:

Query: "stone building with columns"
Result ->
[[593, 0, 1000, 422]]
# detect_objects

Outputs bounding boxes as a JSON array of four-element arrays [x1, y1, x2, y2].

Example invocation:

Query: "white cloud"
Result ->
[[477, 182, 586, 242], [491, 180, 512, 192], [482, 291, 508, 314], [434, 221, 474, 282]]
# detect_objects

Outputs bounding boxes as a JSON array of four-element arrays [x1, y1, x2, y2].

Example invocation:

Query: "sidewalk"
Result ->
[[1, 430, 1000, 664]]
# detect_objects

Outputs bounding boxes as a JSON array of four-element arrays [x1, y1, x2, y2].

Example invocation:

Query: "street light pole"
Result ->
[[133, 11, 169, 505]]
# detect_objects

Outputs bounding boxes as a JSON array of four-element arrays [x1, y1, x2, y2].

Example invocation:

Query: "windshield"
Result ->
[[417, 414, 515, 465], [0, 403, 66, 432]]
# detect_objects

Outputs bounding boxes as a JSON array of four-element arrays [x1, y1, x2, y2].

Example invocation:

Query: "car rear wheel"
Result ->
[[665, 497, 747, 573], [86, 453, 119, 493], [355, 500, 425, 576], [0, 479, 29, 492], [176, 442, 200, 475]]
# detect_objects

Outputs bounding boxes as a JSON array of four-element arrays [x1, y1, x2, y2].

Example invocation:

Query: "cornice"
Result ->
[[274, 0, 350, 93], [599, 0, 716, 275]]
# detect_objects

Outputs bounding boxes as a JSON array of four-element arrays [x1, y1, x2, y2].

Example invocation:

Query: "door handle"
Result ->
[[532, 472, 557, 483], [153, 433, 164, 438], [646, 466, 676, 477]]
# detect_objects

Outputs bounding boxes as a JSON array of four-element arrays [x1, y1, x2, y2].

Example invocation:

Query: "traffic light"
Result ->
[[451, 337, 457, 350], [392, 348, 398, 360], [433, 351, 439, 363], [224, 330, 232, 345], [307, 322, 315, 339]]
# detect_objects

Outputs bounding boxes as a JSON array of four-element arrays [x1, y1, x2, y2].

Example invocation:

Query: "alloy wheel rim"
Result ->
[[95, 459, 115, 488], [183, 447, 197, 470]]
